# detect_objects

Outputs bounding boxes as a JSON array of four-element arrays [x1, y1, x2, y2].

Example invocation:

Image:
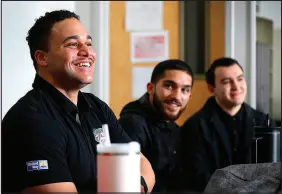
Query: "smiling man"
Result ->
[[181, 57, 276, 192], [119, 59, 194, 192], [2, 10, 155, 193]]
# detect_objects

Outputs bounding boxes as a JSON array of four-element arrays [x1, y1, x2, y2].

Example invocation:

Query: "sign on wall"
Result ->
[[130, 31, 169, 64], [125, 1, 163, 31]]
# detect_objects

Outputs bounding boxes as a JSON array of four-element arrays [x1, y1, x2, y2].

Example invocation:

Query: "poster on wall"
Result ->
[[130, 31, 169, 64], [125, 1, 163, 31]]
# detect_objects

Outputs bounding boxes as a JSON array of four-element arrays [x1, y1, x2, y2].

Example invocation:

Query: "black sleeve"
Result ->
[[181, 118, 213, 192], [2, 113, 72, 191], [102, 102, 132, 143], [253, 109, 276, 127], [119, 114, 149, 155]]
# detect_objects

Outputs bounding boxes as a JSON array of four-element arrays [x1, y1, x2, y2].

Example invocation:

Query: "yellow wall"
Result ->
[[109, 1, 225, 125], [109, 1, 180, 117], [209, 1, 225, 64], [177, 1, 225, 125]]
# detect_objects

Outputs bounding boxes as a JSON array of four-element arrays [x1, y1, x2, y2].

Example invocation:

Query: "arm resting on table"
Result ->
[[23, 182, 77, 193], [140, 153, 155, 192]]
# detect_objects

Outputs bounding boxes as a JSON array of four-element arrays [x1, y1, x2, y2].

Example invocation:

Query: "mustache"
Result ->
[[73, 57, 95, 63], [164, 98, 182, 106]]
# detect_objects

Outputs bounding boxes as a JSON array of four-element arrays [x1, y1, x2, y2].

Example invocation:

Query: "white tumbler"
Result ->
[[97, 141, 141, 192]]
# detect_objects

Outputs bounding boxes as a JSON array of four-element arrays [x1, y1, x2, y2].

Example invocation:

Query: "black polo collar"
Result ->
[[204, 96, 248, 118], [32, 74, 92, 114], [215, 99, 245, 122]]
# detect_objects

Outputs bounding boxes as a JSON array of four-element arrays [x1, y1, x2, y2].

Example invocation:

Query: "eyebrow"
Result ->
[[62, 35, 92, 44], [163, 80, 192, 88]]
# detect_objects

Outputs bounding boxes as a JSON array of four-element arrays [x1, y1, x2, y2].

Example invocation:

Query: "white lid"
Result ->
[[97, 141, 140, 154]]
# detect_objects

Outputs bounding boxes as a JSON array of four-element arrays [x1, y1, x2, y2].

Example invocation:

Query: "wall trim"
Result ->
[[225, 1, 235, 58], [91, 1, 110, 105], [249, 1, 257, 109], [225, 1, 257, 108]]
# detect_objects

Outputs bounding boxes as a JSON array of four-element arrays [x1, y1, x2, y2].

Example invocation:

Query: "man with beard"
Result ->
[[181, 57, 276, 192], [119, 59, 194, 192]]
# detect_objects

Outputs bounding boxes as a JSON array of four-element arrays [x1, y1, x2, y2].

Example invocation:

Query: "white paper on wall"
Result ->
[[125, 1, 163, 31], [132, 66, 154, 99]]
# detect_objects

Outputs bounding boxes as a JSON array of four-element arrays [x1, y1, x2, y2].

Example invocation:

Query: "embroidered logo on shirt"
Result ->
[[26, 160, 49, 171], [93, 127, 105, 143]]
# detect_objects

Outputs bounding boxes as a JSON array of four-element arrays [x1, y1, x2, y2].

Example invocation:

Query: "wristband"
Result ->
[[141, 176, 148, 193]]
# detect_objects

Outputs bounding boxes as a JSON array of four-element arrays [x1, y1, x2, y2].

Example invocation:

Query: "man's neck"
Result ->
[[215, 97, 242, 116]]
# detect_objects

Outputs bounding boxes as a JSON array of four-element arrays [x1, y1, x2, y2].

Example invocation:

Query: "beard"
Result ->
[[152, 92, 186, 121]]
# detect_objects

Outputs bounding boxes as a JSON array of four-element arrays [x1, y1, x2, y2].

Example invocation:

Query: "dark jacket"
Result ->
[[181, 96, 275, 192], [119, 93, 183, 192]]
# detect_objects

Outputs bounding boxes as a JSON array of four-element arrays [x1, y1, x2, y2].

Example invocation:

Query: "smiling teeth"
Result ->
[[167, 102, 178, 107], [78, 63, 90, 67]]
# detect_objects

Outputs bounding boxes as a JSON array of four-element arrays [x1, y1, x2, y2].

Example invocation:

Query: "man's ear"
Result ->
[[189, 93, 192, 99], [147, 82, 154, 95], [207, 84, 214, 94], [147, 82, 155, 105], [34, 50, 48, 67]]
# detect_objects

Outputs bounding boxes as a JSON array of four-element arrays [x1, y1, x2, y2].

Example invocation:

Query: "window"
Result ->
[[180, 1, 209, 76]]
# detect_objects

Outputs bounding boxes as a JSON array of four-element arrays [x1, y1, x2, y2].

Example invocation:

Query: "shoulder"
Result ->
[[4, 89, 43, 127], [119, 114, 148, 132], [183, 108, 208, 127], [3, 109, 66, 137], [244, 103, 268, 119], [3, 89, 67, 139], [83, 92, 107, 108], [244, 104, 271, 125], [248, 106, 266, 116], [3, 89, 42, 119], [120, 112, 147, 123], [82, 92, 113, 115]]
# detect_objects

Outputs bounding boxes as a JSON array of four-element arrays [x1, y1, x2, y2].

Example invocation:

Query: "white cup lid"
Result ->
[[97, 141, 140, 154]]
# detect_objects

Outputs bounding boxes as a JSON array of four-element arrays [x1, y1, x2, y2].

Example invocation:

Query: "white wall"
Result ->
[[257, 1, 281, 120], [225, 1, 281, 120], [272, 29, 281, 120], [0, 0, 2, 121], [3, 1, 41, 118], [258, 1, 281, 29], [2, 1, 108, 118], [225, 1, 257, 108]]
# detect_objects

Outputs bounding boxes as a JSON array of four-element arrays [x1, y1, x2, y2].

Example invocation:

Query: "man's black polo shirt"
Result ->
[[2, 74, 131, 192], [215, 103, 246, 164]]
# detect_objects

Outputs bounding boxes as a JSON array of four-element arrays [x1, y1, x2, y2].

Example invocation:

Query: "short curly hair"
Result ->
[[26, 10, 80, 70]]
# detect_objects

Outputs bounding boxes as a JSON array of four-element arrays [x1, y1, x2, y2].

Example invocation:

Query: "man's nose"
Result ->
[[171, 88, 182, 100], [78, 44, 90, 57], [231, 81, 239, 90]]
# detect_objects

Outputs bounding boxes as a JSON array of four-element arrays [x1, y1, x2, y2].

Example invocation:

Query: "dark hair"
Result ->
[[26, 10, 80, 70], [205, 57, 244, 87], [151, 59, 194, 86]]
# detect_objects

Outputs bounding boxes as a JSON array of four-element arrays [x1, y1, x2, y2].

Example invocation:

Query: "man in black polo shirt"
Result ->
[[119, 59, 194, 192], [181, 57, 276, 192], [2, 10, 155, 193]]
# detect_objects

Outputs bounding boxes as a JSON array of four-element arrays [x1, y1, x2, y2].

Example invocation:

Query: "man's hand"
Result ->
[[140, 153, 155, 192], [141, 185, 145, 192]]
